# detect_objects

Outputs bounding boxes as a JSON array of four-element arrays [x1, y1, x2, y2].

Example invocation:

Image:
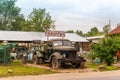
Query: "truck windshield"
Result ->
[[53, 40, 71, 46]]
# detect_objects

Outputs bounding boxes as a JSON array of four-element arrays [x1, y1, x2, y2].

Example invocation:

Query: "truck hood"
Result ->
[[53, 46, 76, 51]]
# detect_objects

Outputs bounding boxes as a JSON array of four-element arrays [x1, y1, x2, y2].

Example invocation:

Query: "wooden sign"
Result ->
[[45, 30, 65, 37]]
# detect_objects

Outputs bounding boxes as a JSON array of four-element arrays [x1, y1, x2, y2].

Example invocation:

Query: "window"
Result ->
[[53, 40, 71, 46]]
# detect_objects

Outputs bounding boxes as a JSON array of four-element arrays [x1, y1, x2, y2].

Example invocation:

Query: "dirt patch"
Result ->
[[26, 63, 99, 73], [56, 68, 98, 73], [26, 63, 51, 69]]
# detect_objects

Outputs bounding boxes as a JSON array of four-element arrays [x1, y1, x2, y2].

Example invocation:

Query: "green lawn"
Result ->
[[86, 61, 119, 71], [0, 61, 57, 77]]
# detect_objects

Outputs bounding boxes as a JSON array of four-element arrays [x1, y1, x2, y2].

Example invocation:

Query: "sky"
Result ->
[[16, 0, 120, 33]]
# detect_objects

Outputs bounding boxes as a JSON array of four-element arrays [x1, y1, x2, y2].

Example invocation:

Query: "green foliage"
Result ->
[[66, 30, 74, 33], [92, 36, 120, 66], [85, 27, 103, 37], [76, 30, 83, 36], [25, 8, 55, 32], [0, 0, 21, 30], [11, 14, 25, 31], [0, 0, 55, 32]]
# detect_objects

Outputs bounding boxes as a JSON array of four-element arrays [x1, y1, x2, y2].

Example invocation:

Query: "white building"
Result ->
[[0, 31, 89, 51]]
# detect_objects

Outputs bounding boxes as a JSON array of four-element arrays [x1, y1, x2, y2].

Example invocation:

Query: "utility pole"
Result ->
[[109, 20, 111, 27], [109, 20, 111, 32]]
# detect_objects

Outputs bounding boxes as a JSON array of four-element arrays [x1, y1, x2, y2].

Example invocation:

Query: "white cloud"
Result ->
[[16, 0, 120, 33]]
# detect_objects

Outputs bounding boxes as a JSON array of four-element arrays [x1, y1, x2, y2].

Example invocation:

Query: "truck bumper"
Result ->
[[59, 58, 86, 63]]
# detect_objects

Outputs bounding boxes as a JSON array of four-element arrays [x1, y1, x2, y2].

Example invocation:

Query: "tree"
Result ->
[[0, 0, 21, 30], [21, 20, 34, 31], [92, 36, 120, 66], [11, 14, 25, 31], [28, 8, 55, 32], [66, 30, 74, 33], [85, 27, 99, 37], [76, 30, 83, 36]]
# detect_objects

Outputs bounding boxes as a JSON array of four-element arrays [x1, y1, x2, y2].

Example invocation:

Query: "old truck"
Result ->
[[32, 39, 86, 69]]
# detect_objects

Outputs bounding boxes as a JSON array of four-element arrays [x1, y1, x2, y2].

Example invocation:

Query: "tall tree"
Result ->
[[85, 27, 99, 36], [0, 0, 21, 30], [66, 30, 74, 33], [76, 30, 83, 36], [11, 14, 25, 31], [28, 8, 55, 32]]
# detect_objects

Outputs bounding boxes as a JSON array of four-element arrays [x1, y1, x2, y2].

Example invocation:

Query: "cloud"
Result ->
[[16, 0, 120, 33]]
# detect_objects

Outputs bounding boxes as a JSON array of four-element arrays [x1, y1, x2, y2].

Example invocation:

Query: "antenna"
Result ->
[[109, 20, 111, 31], [109, 20, 111, 27]]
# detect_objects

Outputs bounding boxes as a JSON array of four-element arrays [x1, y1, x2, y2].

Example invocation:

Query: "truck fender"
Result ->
[[49, 52, 63, 62]]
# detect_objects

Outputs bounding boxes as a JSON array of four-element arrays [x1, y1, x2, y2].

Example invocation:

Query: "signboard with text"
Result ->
[[45, 30, 65, 37]]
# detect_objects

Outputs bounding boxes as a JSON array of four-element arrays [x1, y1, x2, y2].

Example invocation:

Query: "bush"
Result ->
[[92, 36, 120, 66]]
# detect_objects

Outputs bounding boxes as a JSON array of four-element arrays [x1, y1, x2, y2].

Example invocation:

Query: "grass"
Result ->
[[0, 61, 57, 77], [86, 61, 119, 71], [86, 61, 100, 69], [106, 66, 118, 71]]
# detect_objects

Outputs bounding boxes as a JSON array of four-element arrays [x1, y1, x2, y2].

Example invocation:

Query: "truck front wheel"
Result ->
[[72, 61, 85, 69], [51, 56, 61, 69], [80, 61, 85, 69]]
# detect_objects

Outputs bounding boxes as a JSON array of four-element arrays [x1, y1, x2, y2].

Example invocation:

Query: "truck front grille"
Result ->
[[62, 50, 76, 59]]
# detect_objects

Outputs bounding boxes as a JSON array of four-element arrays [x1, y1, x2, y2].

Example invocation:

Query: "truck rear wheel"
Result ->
[[80, 61, 85, 69], [51, 56, 61, 69]]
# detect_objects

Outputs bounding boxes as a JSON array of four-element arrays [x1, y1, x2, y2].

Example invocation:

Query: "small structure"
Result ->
[[86, 35, 104, 43]]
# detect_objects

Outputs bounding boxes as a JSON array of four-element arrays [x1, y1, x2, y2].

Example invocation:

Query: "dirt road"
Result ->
[[1, 70, 120, 80]]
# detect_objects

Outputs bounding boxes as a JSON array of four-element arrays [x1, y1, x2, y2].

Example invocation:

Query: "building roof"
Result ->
[[0, 31, 88, 42], [86, 35, 104, 40], [42, 33, 88, 42], [109, 26, 120, 35], [0, 31, 43, 41]]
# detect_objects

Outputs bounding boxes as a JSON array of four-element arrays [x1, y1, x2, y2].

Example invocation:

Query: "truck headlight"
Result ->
[[63, 54, 66, 58], [78, 54, 81, 57], [77, 52, 81, 57]]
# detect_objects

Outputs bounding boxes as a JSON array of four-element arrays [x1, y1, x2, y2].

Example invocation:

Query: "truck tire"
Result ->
[[80, 61, 85, 69], [72, 63, 80, 68], [73, 61, 85, 69], [51, 56, 61, 69]]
